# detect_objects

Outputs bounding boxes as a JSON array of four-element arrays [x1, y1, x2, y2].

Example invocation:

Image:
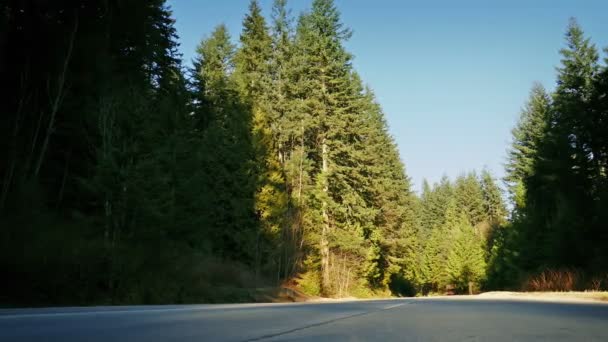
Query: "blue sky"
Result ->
[[168, 0, 608, 192]]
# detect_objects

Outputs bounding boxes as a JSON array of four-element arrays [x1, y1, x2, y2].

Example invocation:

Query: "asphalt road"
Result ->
[[2, 297, 608, 341]]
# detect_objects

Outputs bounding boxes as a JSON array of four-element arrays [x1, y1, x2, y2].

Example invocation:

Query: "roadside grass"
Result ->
[[522, 269, 608, 292]]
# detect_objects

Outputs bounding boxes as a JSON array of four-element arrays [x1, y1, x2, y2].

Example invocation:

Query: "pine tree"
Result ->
[[418, 172, 495, 292], [234, 0, 272, 101], [192, 25, 258, 263], [268, 0, 296, 156], [588, 49, 608, 269], [497, 20, 608, 280], [268, 0, 320, 281], [234, 0, 289, 280], [480, 170, 506, 225], [418, 177, 455, 291], [420, 176, 453, 233], [357, 85, 418, 294], [479, 169, 507, 243], [527, 19, 600, 268], [292, 0, 360, 295], [422, 198, 461, 290], [419, 225, 443, 291], [488, 83, 552, 282], [453, 172, 487, 228], [504, 83, 551, 217], [444, 212, 487, 293]]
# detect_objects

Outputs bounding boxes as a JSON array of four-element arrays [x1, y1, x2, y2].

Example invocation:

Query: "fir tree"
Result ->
[[453, 172, 487, 228], [444, 213, 487, 293], [192, 25, 258, 262], [504, 83, 551, 217]]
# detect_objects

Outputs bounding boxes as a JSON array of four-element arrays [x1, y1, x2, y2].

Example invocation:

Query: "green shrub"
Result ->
[[296, 270, 321, 296]]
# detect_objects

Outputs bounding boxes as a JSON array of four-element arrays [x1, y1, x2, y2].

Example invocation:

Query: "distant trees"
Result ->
[[416, 172, 506, 294], [444, 213, 486, 292]]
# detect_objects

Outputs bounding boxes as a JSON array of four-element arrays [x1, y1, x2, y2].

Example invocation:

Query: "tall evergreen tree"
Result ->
[[267, 0, 307, 280], [526, 19, 600, 268], [192, 25, 258, 263], [453, 172, 487, 228], [356, 85, 418, 294], [418, 177, 455, 292], [234, 0, 272, 101], [479, 169, 507, 243], [490, 83, 552, 280], [444, 213, 487, 292], [292, 0, 358, 295], [491, 20, 608, 288], [504, 83, 551, 217], [234, 1, 289, 279], [419, 176, 453, 233]]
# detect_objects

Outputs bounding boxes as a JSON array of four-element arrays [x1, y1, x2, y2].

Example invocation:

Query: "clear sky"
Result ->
[[168, 0, 608, 192]]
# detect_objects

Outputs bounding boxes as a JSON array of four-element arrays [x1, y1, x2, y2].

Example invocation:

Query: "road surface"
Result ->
[[2, 297, 608, 341]]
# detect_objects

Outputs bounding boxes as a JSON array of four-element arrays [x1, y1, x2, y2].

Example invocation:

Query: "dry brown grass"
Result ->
[[524, 269, 579, 291], [523, 269, 608, 292]]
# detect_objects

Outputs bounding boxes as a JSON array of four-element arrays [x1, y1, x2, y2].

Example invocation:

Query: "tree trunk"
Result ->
[[56, 150, 71, 208], [0, 87, 28, 211], [345, 267, 351, 297], [290, 121, 305, 279], [277, 254, 281, 285], [255, 230, 260, 286], [297, 121, 304, 203], [320, 138, 330, 294], [34, 13, 78, 178]]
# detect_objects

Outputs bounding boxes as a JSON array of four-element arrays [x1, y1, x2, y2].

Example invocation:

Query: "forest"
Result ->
[[1, 0, 607, 306]]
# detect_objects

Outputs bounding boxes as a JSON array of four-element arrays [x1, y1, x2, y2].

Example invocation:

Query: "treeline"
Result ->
[[2, 0, 607, 306], [487, 20, 608, 290], [189, 0, 420, 298], [2, 0, 195, 305], [1, 0, 421, 305], [416, 171, 506, 294]]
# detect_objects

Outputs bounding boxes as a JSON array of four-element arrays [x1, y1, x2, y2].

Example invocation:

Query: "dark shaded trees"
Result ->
[[488, 19, 608, 290], [191, 24, 259, 264], [1, 0, 204, 304]]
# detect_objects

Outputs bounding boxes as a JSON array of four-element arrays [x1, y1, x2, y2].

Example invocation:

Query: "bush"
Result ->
[[296, 270, 321, 296]]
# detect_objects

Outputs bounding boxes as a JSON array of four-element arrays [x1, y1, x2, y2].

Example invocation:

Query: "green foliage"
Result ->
[[480, 169, 507, 227], [417, 171, 506, 293], [4, 2, 604, 305], [444, 214, 487, 292], [192, 25, 259, 263], [293, 249, 321, 295], [0, 0, 420, 304], [419, 176, 453, 234], [297, 268, 321, 296], [453, 172, 487, 228]]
